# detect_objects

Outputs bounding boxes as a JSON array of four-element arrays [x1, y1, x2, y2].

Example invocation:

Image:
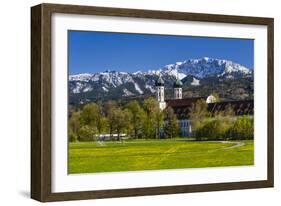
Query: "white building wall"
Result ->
[[156, 86, 165, 102], [156, 86, 166, 110], [162, 119, 192, 137], [174, 88, 182, 99], [178, 119, 192, 137]]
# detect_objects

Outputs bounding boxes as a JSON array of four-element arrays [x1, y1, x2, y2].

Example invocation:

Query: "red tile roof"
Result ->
[[165, 98, 254, 119], [166, 97, 206, 108]]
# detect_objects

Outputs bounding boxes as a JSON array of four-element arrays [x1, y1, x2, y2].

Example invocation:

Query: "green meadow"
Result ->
[[68, 139, 254, 174]]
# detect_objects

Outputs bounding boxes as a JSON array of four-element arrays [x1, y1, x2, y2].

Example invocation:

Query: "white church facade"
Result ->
[[155, 75, 212, 137]]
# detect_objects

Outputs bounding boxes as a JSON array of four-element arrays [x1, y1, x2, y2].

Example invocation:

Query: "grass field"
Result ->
[[68, 139, 254, 174]]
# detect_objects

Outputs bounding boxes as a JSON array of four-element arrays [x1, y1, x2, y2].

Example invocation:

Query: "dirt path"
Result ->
[[219, 141, 245, 150]]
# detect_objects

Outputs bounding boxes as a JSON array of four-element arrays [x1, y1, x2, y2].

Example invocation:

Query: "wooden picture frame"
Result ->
[[31, 3, 274, 202]]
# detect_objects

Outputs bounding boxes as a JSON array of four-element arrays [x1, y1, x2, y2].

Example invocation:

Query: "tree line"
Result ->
[[68, 97, 179, 142], [189, 99, 254, 141], [69, 97, 254, 142]]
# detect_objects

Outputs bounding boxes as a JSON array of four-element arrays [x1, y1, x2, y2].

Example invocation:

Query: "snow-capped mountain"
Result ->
[[160, 57, 252, 79], [69, 57, 253, 103]]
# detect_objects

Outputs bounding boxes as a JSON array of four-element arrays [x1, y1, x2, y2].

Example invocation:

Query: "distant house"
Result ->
[[155, 76, 254, 137], [96, 133, 127, 141]]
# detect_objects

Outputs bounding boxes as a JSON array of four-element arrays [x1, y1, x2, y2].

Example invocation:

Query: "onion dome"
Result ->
[[173, 79, 183, 88], [155, 76, 164, 86]]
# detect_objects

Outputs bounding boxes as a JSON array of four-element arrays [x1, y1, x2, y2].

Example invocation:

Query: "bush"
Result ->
[[195, 118, 231, 141], [228, 116, 254, 140], [77, 125, 97, 141], [69, 129, 78, 142]]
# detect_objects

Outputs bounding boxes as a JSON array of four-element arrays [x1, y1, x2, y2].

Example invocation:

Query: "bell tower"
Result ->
[[173, 78, 183, 99], [155, 75, 166, 110]]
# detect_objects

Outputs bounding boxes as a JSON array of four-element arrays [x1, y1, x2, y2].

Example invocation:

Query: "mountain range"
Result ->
[[69, 57, 253, 105]]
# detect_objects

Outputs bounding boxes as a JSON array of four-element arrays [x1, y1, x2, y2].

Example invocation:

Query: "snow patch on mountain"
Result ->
[[72, 82, 83, 93], [191, 77, 200, 86], [134, 83, 143, 94], [145, 84, 156, 93], [102, 86, 109, 92], [146, 69, 161, 76], [83, 86, 93, 92], [219, 61, 251, 77], [225, 75, 234, 79], [163, 64, 186, 80], [123, 88, 134, 96], [69, 73, 92, 82]]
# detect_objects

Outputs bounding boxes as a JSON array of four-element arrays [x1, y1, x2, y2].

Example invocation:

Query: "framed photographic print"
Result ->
[[31, 3, 274, 202]]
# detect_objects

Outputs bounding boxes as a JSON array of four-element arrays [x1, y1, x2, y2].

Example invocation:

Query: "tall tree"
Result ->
[[143, 97, 159, 139], [211, 103, 234, 140], [79, 103, 100, 140], [188, 99, 210, 140], [126, 101, 145, 139], [223, 104, 235, 117], [104, 101, 118, 116], [164, 107, 179, 138], [80, 103, 99, 127], [69, 111, 81, 134], [155, 107, 164, 139], [112, 108, 132, 141], [104, 101, 118, 138], [95, 104, 108, 135], [68, 111, 81, 142]]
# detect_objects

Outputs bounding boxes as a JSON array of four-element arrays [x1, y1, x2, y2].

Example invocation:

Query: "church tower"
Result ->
[[173, 78, 183, 99], [155, 76, 166, 110]]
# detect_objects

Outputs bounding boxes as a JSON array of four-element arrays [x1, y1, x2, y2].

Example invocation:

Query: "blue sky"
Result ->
[[68, 31, 254, 75]]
